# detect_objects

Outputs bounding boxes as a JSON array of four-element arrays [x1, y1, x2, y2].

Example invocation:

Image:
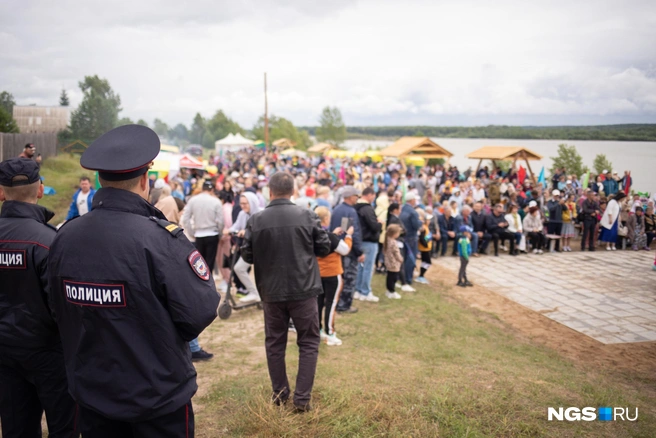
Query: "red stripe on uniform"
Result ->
[[186, 404, 189, 438], [0, 239, 50, 250]]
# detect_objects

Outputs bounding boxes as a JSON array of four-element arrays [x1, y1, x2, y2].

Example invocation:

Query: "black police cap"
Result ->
[[0, 158, 41, 187], [81, 125, 160, 181]]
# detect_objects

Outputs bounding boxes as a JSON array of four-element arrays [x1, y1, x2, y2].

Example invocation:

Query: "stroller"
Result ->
[[217, 233, 262, 320]]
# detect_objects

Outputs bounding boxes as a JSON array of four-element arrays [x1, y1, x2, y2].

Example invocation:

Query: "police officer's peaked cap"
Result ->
[[0, 158, 41, 187], [81, 124, 160, 181]]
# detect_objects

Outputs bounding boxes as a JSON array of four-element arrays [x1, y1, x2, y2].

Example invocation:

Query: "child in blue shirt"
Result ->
[[457, 225, 474, 287]]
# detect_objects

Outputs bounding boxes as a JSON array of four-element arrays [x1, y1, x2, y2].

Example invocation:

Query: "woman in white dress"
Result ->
[[599, 191, 627, 251]]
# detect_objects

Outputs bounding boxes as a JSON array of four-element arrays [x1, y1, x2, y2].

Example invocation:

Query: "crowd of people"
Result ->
[[3, 126, 655, 435], [148, 147, 656, 346]]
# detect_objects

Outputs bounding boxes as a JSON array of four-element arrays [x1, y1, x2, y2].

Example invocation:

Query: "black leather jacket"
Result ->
[[0, 201, 58, 350], [241, 198, 331, 302]]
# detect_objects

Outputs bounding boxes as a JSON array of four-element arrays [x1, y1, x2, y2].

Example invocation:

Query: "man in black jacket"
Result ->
[[354, 187, 382, 302], [471, 201, 489, 254], [0, 158, 78, 438], [242, 172, 331, 412], [485, 204, 516, 256], [48, 126, 219, 437], [580, 189, 600, 251], [547, 189, 564, 252]]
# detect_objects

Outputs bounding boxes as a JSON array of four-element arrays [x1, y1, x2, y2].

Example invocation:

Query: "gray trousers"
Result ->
[[263, 296, 320, 406], [458, 256, 469, 283]]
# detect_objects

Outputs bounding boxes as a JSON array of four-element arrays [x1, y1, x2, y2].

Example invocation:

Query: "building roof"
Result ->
[[379, 137, 453, 159], [466, 146, 543, 161], [307, 142, 334, 153], [272, 138, 297, 148]]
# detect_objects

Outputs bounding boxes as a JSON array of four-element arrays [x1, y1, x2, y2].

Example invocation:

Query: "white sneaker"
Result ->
[[386, 291, 402, 299], [606, 246, 611, 251], [320, 329, 328, 340], [538, 249, 544, 254], [415, 276, 429, 284], [611, 246, 617, 251], [501, 245, 508, 252], [395, 283, 402, 289], [363, 293, 380, 303], [325, 333, 342, 346], [401, 284, 416, 292], [218, 281, 228, 292], [353, 291, 365, 301], [532, 249, 538, 254], [239, 292, 260, 303]]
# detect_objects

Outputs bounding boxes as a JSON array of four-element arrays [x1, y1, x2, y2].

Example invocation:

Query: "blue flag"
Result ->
[[537, 167, 546, 188]]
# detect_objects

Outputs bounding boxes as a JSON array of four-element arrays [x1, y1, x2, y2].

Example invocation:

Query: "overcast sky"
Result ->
[[1, 0, 655, 128]]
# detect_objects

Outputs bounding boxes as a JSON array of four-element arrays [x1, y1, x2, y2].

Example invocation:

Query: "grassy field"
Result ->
[[17, 154, 656, 437], [37, 153, 93, 223], [193, 272, 656, 437]]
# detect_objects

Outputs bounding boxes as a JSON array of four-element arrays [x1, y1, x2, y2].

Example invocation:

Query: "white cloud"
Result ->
[[1, 0, 654, 127]]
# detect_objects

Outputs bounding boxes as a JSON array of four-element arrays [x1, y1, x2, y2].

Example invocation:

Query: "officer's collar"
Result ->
[[0, 200, 55, 224], [92, 187, 167, 219]]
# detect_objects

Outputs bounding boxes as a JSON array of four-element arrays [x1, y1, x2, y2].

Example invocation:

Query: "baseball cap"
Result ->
[[405, 192, 418, 202], [342, 185, 360, 198], [528, 200, 538, 208], [0, 158, 41, 187], [202, 180, 214, 190], [459, 225, 473, 233], [602, 170, 608, 174], [552, 189, 561, 196], [566, 180, 572, 184]]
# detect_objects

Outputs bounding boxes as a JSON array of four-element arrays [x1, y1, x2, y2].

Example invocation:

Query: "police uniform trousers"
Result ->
[[78, 401, 194, 438], [0, 345, 78, 438]]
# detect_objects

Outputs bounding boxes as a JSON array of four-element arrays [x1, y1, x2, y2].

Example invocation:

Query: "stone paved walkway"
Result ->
[[437, 250, 656, 344]]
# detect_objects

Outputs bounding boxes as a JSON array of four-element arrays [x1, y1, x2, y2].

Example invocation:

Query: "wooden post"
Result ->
[[264, 72, 269, 151], [475, 158, 483, 174]]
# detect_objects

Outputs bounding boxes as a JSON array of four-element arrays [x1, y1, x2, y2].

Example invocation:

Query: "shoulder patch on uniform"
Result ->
[[149, 216, 184, 237], [188, 250, 210, 281]]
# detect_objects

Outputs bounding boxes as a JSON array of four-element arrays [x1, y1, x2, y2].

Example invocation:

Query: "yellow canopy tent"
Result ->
[[405, 156, 425, 167], [466, 146, 543, 180], [272, 138, 297, 148], [379, 137, 453, 169], [365, 150, 383, 162], [327, 149, 347, 159], [149, 159, 171, 180], [307, 143, 334, 154], [160, 144, 180, 154]]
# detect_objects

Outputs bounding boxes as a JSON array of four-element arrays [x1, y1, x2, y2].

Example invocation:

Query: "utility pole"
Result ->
[[264, 72, 269, 151]]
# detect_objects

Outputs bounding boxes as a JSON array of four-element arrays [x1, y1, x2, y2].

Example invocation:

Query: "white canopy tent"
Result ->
[[215, 133, 254, 153]]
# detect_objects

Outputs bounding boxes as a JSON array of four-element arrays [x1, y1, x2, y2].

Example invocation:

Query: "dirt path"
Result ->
[[426, 264, 656, 379]]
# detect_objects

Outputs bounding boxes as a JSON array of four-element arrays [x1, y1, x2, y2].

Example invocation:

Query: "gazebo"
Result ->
[[215, 133, 254, 153], [379, 137, 453, 162], [272, 138, 297, 148], [307, 142, 335, 154], [466, 146, 543, 180]]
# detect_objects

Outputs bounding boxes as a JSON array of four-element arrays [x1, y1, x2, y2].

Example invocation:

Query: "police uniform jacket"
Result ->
[[48, 188, 220, 421], [241, 198, 331, 302], [0, 201, 58, 350]]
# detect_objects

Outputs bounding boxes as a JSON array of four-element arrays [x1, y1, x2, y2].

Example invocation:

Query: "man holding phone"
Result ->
[[330, 186, 364, 314]]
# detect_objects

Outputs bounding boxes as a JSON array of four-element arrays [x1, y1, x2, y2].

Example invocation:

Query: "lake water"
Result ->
[[343, 138, 656, 192]]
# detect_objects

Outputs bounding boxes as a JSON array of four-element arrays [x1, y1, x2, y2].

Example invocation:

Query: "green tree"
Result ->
[[550, 144, 588, 178], [252, 115, 311, 150], [0, 91, 16, 115], [169, 123, 189, 141], [0, 107, 20, 133], [59, 89, 70, 106], [592, 154, 613, 175], [136, 119, 148, 127], [69, 75, 122, 139], [316, 106, 346, 146], [201, 131, 215, 149], [189, 113, 206, 145], [152, 118, 169, 137], [205, 110, 244, 146], [117, 117, 134, 126]]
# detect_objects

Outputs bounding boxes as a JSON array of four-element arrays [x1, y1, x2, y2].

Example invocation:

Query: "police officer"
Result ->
[[0, 158, 78, 438], [48, 125, 220, 437]]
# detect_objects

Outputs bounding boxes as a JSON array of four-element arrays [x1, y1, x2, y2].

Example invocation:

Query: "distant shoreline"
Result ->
[[299, 124, 656, 142]]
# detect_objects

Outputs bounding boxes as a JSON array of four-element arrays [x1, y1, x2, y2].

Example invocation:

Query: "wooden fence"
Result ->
[[0, 133, 58, 161]]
